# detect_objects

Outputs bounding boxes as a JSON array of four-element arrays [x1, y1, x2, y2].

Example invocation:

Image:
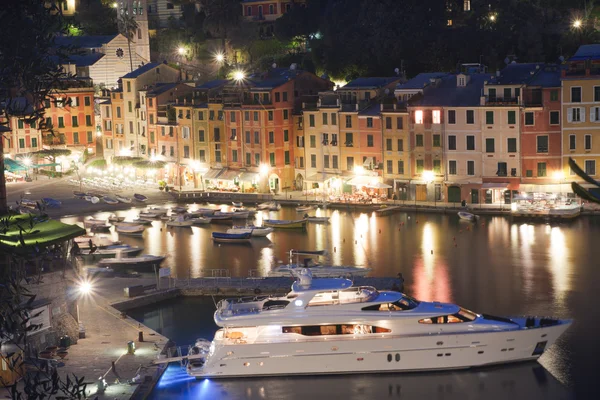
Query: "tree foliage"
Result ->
[[73, 0, 118, 35]]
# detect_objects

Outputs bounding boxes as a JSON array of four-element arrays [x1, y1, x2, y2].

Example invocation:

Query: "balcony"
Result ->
[[485, 96, 519, 106]]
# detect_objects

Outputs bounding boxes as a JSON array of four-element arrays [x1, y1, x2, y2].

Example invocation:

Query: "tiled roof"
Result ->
[[342, 77, 400, 89], [488, 63, 543, 85], [146, 82, 179, 95], [54, 35, 117, 49], [409, 73, 487, 107], [122, 63, 161, 79], [248, 77, 290, 89], [570, 44, 600, 61], [196, 79, 229, 89], [358, 103, 381, 116], [64, 53, 104, 67], [396, 73, 448, 90], [528, 65, 561, 87]]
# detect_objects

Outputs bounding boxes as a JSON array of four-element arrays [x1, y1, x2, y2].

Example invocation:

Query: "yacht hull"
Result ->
[[187, 322, 569, 378]]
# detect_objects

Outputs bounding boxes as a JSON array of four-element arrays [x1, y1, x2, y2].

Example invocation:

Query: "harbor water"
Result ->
[[63, 205, 600, 399]]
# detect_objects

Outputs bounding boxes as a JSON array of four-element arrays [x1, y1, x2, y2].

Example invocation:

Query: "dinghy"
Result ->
[[211, 231, 252, 244], [227, 225, 273, 237], [102, 196, 119, 205], [115, 195, 132, 204], [133, 193, 148, 202], [458, 211, 478, 221], [116, 224, 145, 236]]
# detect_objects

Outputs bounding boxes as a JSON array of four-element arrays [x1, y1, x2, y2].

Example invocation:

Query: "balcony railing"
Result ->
[[485, 96, 519, 105]]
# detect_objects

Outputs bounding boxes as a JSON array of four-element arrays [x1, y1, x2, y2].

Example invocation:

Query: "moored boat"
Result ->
[[306, 215, 330, 223], [98, 254, 166, 271], [182, 270, 571, 379], [268, 249, 370, 277], [138, 211, 160, 219], [166, 215, 195, 227], [190, 217, 212, 225], [257, 201, 281, 211], [296, 205, 313, 212], [458, 211, 478, 221], [75, 235, 120, 249], [83, 218, 110, 228], [108, 214, 125, 223], [263, 218, 307, 230], [227, 225, 273, 237], [124, 219, 153, 226], [116, 224, 145, 236], [41, 198, 62, 208], [115, 194, 132, 204], [148, 207, 169, 215], [79, 245, 143, 262], [232, 201, 243, 207], [102, 196, 119, 205], [211, 231, 252, 244], [133, 193, 148, 202]]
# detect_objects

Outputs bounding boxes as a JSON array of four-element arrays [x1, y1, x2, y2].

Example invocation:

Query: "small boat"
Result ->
[[458, 211, 478, 221], [90, 223, 111, 232], [75, 235, 120, 249], [227, 225, 273, 237], [193, 208, 218, 216], [85, 196, 100, 204], [83, 218, 110, 228], [129, 218, 154, 225], [296, 205, 314, 212], [108, 214, 125, 223], [232, 201, 243, 207], [172, 206, 188, 214], [139, 211, 160, 218], [115, 195, 132, 204], [79, 245, 144, 261], [166, 215, 194, 227], [148, 207, 169, 216], [101, 196, 118, 205], [41, 198, 61, 208], [190, 217, 212, 225], [215, 211, 250, 219], [85, 266, 115, 278], [257, 201, 281, 211], [116, 224, 145, 236], [73, 191, 86, 199], [212, 231, 252, 244], [209, 214, 233, 222], [268, 249, 371, 277], [306, 216, 330, 223], [98, 254, 166, 271], [133, 193, 148, 202], [263, 219, 307, 230]]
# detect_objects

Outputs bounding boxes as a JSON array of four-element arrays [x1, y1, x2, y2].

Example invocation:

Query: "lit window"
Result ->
[[415, 110, 423, 124], [432, 110, 441, 124]]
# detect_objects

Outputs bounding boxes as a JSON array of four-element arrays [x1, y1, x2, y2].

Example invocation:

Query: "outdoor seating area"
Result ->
[[68, 177, 157, 192]]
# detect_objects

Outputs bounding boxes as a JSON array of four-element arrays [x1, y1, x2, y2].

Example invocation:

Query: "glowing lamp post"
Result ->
[[233, 70, 246, 82], [76, 279, 94, 323]]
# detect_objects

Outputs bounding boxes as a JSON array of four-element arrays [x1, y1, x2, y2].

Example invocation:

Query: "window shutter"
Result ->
[[567, 108, 572, 123], [591, 108, 596, 122], [581, 107, 586, 122]]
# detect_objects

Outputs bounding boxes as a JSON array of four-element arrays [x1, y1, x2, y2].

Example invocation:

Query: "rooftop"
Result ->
[[358, 103, 381, 116], [54, 35, 117, 49], [122, 63, 161, 79], [528, 65, 561, 87], [341, 77, 400, 90], [60, 53, 105, 67], [396, 73, 448, 90], [570, 44, 600, 61], [409, 73, 488, 107], [488, 63, 543, 85], [196, 79, 229, 90], [146, 82, 179, 96]]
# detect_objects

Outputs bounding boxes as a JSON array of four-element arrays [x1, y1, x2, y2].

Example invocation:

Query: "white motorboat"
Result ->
[[115, 195, 132, 204], [268, 250, 370, 277], [257, 202, 281, 211], [458, 211, 478, 221], [182, 269, 571, 379], [296, 205, 314, 212], [102, 196, 119, 205], [166, 215, 195, 227], [227, 225, 274, 237], [108, 214, 125, 223], [116, 224, 145, 236]]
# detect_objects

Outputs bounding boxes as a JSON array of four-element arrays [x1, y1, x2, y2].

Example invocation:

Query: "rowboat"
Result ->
[[102, 196, 119, 205], [79, 245, 144, 262], [108, 214, 125, 223], [123, 219, 153, 226], [115, 195, 132, 204], [306, 216, 330, 223], [172, 206, 189, 214], [227, 225, 273, 237], [85, 266, 115, 278], [73, 191, 86, 199], [148, 207, 169, 215], [193, 208, 219, 216], [190, 217, 212, 225], [212, 231, 252, 244], [86, 196, 100, 204], [116, 224, 145, 236], [263, 219, 308, 230], [83, 218, 110, 228], [133, 193, 148, 202], [257, 202, 280, 211], [166, 216, 195, 227], [232, 201, 243, 207], [98, 254, 166, 271], [296, 205, 313, 212], [215, 211, 250, 219], [139, 211, 160, 218], [458, 211, 478, 221], [268, 249, 371, 277], [75, 235, 120, 249]]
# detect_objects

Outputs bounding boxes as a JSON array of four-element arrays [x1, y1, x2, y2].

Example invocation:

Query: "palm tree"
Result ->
[[117, 5, 138, 72]]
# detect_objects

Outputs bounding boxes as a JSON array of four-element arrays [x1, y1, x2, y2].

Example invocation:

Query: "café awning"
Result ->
[[239, 171, 259, 183], [519, 184, 572, 193], [203, 168, 224, 180], [346, 175, 379, 186], [366, 181, 392, 189], [3, 158, 27, 172], [306, 172, 339, 183], [218, 169, 241, 181]]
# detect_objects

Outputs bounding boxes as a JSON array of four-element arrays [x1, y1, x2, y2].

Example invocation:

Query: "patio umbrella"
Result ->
[[366, 181, 392, 189]]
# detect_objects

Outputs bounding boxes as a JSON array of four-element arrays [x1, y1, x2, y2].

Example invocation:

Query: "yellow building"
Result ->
[[381, 104, 410, 199], [561, 45, 600, 182]]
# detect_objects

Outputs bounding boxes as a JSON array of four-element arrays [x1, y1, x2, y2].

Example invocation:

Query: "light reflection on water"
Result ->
[[67, 206, 600, 398]]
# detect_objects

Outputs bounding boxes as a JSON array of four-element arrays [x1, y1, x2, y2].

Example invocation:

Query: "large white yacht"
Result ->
[[186, 270, 571, 378]]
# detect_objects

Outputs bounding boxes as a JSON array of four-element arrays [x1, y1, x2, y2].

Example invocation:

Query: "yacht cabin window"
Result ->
[[418, 308, 477, 324]]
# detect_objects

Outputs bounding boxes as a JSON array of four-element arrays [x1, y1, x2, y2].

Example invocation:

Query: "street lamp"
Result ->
[[233, 70, 246, 82], [215, 53, 225, 63], [177, 46, 186, 56], [76, 278, 94, 323], [572, 19, 582, 29]]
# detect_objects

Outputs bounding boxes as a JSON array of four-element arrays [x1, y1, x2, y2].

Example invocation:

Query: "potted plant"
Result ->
[[158, 180, 166, 191]]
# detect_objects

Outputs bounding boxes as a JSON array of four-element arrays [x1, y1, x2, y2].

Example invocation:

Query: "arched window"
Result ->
[[247, 6, 252, 16], [269, 4, 274, 14]]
